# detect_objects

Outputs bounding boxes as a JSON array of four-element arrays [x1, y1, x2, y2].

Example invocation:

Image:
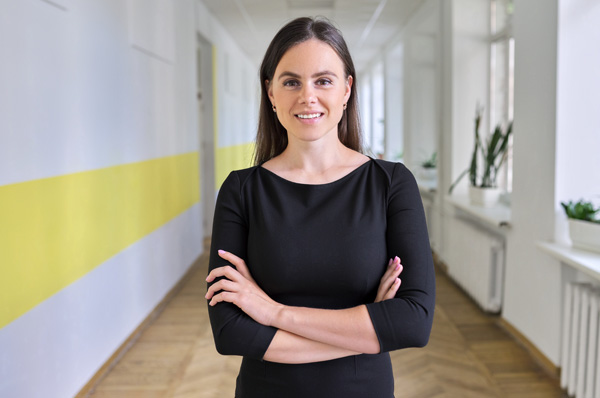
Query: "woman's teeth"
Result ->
[[296, 113, 322, 119]]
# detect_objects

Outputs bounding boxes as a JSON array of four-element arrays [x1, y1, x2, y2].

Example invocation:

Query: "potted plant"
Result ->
[[418, 151, 437, 181], [449, 105, 513, 206], [561, 199, 600, 253]]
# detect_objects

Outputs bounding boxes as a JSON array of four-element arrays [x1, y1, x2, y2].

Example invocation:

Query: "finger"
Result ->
[[379, 258, 396, 283], [380, 257, 402, 283], [377, 274, 397, 301], [383, 278, 401, 301], [206, 265, 241, 283], [208, 291, 235, 306], [218, 250, 253, 280], [205, 278, 238, 300]]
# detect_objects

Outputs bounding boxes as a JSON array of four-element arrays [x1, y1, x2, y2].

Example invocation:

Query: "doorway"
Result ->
[[197, 34, 215, 237]]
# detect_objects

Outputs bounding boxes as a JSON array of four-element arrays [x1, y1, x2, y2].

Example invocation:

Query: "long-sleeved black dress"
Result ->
[[207, 158, 435, 398]]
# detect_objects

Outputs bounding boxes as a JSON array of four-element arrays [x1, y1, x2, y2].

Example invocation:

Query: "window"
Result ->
[[360, 74, 373, 152], [490, 0, 514, 192]]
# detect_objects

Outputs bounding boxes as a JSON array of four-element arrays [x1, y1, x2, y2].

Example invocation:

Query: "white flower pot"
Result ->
[[468, 186, 502, 207], [568, 219, 600, 254], [418, 167, 437, 181]]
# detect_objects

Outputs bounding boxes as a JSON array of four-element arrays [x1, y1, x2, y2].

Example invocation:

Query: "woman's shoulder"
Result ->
[[372, 158, 411, 184], [230, 164, 260, 180], [220, 165, 261, 193]]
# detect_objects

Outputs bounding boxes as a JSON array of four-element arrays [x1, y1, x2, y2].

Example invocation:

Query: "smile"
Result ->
[[296, 113, 323, 119]]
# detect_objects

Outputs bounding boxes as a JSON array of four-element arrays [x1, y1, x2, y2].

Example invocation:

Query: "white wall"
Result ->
[[403, 3, 440, 171], [383, 42, 404, 161], [555, 0, 600, 244], [196, 0, 260, 186], [0, 0, 201, 396], [503, 0, 562, 365]]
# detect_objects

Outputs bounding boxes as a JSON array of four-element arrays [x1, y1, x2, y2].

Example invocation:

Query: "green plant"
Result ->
[[421, 152, 437, 169], [449, 106, 513, 194], [561, 199, 600, 223]]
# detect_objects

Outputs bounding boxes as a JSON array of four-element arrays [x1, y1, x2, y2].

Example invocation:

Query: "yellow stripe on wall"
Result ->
[[0, 152, 200, 329], [215, 143, 255, 189], [211, 45, 255, 189]]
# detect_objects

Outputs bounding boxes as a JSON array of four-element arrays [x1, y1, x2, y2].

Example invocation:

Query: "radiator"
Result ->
[[446, 217, 505, 313], [561, 283, 600, 398]]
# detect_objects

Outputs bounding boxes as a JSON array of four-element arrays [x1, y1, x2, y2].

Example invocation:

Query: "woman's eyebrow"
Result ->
[[277, 70, 338, 81]]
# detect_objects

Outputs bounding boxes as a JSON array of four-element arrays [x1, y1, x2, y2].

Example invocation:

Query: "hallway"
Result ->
[[84, 250, 564, 398], [3, 1, 600, 397]]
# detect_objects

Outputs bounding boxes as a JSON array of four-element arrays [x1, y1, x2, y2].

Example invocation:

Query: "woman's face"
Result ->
[[268, 39, 352, 145]]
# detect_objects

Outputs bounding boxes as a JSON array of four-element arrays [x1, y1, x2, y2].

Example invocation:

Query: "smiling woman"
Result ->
[[266, 39, 352, 152], [206, 17, 435, 398]]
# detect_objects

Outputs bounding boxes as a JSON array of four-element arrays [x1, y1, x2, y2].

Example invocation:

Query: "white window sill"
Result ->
[[537, 241, 600, 283], [445, 194, 511, 230]]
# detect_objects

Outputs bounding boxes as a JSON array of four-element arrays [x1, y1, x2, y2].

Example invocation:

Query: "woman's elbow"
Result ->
[[408, 311, 434, 348], [213, 335, 235, 356], [409, 329, 431, 348]]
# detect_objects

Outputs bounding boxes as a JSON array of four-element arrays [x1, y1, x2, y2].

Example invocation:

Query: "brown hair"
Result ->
[[253, 17, 362, 165]]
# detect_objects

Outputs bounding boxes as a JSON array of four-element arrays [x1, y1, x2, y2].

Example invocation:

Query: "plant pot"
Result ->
[[418, 167, 437, 181], [468, 186, 502, 207], [568, 219, 600, 254]]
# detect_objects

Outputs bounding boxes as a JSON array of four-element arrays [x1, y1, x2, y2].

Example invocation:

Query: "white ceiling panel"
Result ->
[[200, 0, 424, 72]]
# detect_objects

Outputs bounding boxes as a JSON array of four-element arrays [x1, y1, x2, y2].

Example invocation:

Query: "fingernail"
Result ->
[[395, 278, 400, 284], [395, 263, 401, 270], [218, 250, 225, 254], [394, 256, 400, 263]]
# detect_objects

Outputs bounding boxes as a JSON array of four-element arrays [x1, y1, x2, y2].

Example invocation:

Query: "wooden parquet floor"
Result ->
[[86, 252, 567, 398]]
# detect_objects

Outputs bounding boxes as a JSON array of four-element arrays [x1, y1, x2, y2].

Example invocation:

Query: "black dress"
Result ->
[[207, 158, 435, 398]]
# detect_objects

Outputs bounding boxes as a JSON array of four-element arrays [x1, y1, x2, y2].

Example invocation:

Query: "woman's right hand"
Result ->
[[375, 256, 403, 303], [206, 250, 283, 327]]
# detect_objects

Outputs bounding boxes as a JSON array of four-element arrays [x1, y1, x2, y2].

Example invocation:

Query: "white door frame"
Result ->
[[197, 33, 216, 238]]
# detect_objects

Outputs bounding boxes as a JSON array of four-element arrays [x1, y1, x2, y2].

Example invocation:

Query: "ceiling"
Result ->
[[200, 0, 424, 72]]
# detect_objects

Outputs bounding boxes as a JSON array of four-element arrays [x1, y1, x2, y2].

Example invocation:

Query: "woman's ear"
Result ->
[[344, 75, 353, 104], [266, 79, 274, 104]]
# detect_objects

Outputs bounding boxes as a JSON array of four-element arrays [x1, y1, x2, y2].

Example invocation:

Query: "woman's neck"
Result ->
[[280, 139, 350, 174], [262, 135, 369, 185]]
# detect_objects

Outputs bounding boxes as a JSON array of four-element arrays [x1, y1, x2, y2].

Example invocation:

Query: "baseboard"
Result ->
[[76, 245, 209, 397], [496, 317, 560, 379]]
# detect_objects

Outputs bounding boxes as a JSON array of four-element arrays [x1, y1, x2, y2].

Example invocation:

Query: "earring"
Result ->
[[272, 105, 277, 112], [343, 103, 347, 110]]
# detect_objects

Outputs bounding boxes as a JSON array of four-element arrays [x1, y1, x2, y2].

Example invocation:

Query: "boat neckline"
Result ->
[[259, 157, 374, 187]]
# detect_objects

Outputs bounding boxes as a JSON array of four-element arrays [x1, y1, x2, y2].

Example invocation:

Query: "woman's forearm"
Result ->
[[263, 329, 360, 364], [271, 304, 380, 355]]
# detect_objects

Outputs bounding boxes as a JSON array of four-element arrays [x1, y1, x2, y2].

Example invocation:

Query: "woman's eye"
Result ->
[[316, 79, 332, 86], [283, 80, 300, 87]]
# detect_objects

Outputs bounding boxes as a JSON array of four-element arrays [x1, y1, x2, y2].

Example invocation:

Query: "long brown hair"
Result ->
[[254, 17, 363, 165]]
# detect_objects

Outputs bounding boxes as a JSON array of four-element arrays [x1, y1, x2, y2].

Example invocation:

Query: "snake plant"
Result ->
[[449, 106, 513, 194]]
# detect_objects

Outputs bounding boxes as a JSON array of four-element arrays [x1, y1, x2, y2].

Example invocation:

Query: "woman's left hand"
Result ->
[[375, 256, 403, 303], [205, 250, 282, 326]]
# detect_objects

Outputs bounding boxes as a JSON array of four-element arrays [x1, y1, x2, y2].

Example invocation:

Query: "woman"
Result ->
[[205, 17, 435, 397]]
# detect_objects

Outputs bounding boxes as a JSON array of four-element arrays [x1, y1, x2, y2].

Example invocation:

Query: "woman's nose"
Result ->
[[299, 85, 317, 104]]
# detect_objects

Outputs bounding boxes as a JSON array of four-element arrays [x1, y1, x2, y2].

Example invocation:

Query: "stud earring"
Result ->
[[272, 105, 277, 112], [343, 103, 347, 110]]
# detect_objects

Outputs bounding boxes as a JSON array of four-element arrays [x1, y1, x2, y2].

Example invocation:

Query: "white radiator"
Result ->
[[561, 283, 600, 398], [446, 217, 505, 313]]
